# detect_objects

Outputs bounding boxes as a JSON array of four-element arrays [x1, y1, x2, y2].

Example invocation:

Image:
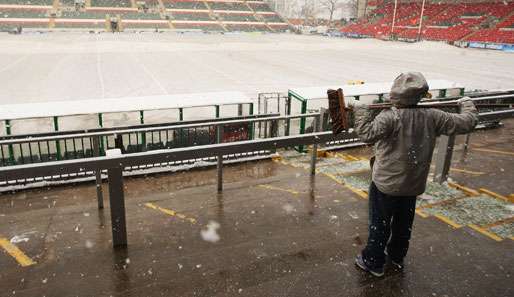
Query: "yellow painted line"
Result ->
[[334, 168, 371, 176], [257, 184, 300, 195], [323, 173, 368, 200], [472, 148, 514, 156], [433, 214, 462, 229], [468, 224, 503, 242], [418, 195, 471, 209], [447, 182, 480, 196], [479, 188, 510, 202], [144, 203, 196, 224], [480, 217, 514, 229], [415, 209, 429, 218], [0, 237, 36, 267], [449, 168, 485, 176], [271, 155, 282, 161]]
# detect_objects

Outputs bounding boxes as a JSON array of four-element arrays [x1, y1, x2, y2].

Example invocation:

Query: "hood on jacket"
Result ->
[[389, 72, 429, 106]]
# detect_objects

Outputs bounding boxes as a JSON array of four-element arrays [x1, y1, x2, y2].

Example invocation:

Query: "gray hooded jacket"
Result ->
[[354, 72, 478, 196]]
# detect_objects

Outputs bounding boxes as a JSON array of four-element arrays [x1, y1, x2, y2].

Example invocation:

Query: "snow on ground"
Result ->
[[1, 32, 514, 105]]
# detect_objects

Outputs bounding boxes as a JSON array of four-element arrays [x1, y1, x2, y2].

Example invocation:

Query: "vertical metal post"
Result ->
[[97, 113, 104, 154], [310, 116, 320, 176], [140, 111, 146, 149], [215, 105, 220, 118], [320, 107, 329, 131], [298, 100, 307, 152], [249, 103, 254, 140], [439, 89, 447, 98], [93, 136, 104, 209], [5, 120, 14, 163], [417, 0, 426, 41], [463, 133, 471, 153], [237, 104, 243, 116], [285, 94, 291, 136], [433, 135, 455, 184], [54, 116, 61, 160], [391, 0, 398, 35], [216, 125, 223, 193], [108, 166, 128, 248], [179, 108, 184, 121]]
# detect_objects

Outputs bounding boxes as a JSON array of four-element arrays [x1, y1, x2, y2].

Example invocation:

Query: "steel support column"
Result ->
[[310, 116, 320, 176], [216, 125, 223, 192], [433, 135, 455, 183], [93, 136, 104, 209], [107, 166, 128, 248]]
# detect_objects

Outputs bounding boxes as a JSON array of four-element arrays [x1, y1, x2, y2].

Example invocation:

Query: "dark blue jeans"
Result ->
[[361, 182, 417, 269]]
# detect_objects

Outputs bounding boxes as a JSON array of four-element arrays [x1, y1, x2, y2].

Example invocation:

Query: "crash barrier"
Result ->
[[0, 113, 362, 187], [1, 93, 513, 187], [0, 109, 513, 248], [0, 113, 278, 167], [433, 109, 514, 183]]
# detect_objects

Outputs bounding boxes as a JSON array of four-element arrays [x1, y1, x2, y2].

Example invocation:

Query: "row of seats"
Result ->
[[0, 0, 287, 31], [218, 13, 258, 22], [0, 0, 53, 5], [90, 0, 131, 8], [341, 1, 514, 44]]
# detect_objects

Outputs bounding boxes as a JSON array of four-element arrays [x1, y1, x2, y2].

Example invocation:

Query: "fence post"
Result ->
[[216, 125, 223, 193], [93, 136, 104, 209], [310, 116, 320, 176], [108, 166, 128, 248], [433, 135, 455, 184]]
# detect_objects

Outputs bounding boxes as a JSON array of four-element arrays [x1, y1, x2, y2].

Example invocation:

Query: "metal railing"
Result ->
[[0, 113, 361, 186], [0, 128, 350, 248], [0, 108, 512, 248]]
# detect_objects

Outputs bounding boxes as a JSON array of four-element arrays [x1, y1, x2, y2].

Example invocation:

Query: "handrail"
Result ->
[[0, 131, 344, 181], [0, 113, 279, 141], [0, 113, 320, 146]]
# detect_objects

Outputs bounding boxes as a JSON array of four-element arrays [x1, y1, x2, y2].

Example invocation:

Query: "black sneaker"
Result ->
[[355, 254, 384, 277], [390, 259, 404, 270], [385, 250, 404, 270]]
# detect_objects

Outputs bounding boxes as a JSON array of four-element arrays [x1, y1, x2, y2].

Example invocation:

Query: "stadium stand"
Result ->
[[172, 22, 223, 31], [0, 0, 53, 5], [0, 7, 48, 18], [117, 11, 162, 20], [218, 13, 258, 22], [340, 1, 514, 45], [248, 2, 273, 12], [0, 0, 288, 32], [90, 0, 132, 8], [261, 14, 285, 23], [162, 0, 208, 10], [170, 11, 212, 21], [59, 10, 108, 19], [208, 1, 250, 12]]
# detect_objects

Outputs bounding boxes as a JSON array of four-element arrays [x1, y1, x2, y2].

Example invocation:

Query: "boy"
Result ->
[[353, 72, 478, 277]]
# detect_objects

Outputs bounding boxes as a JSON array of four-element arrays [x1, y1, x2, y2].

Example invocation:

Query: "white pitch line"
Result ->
[[130, 52, 169, 95], [0, 42, 42, 74], [95, 36, 106, 98]]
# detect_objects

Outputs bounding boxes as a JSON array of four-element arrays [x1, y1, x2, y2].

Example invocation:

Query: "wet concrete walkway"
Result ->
[[0, 161, 512, 296], [0, 121, 513, 297]]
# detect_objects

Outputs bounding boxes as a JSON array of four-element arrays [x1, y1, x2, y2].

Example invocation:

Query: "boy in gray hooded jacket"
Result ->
[[353, 72, 478, 277]]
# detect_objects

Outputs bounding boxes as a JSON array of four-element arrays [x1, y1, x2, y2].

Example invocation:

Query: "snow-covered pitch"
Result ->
[[1, 32, 514, 105]]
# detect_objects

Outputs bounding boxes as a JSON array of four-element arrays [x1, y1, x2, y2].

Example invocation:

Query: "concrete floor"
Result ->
[[1, 122, 513, 296]]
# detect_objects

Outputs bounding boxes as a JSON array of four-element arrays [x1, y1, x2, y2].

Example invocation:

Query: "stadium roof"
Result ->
[[0, 91, 253, 121]]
